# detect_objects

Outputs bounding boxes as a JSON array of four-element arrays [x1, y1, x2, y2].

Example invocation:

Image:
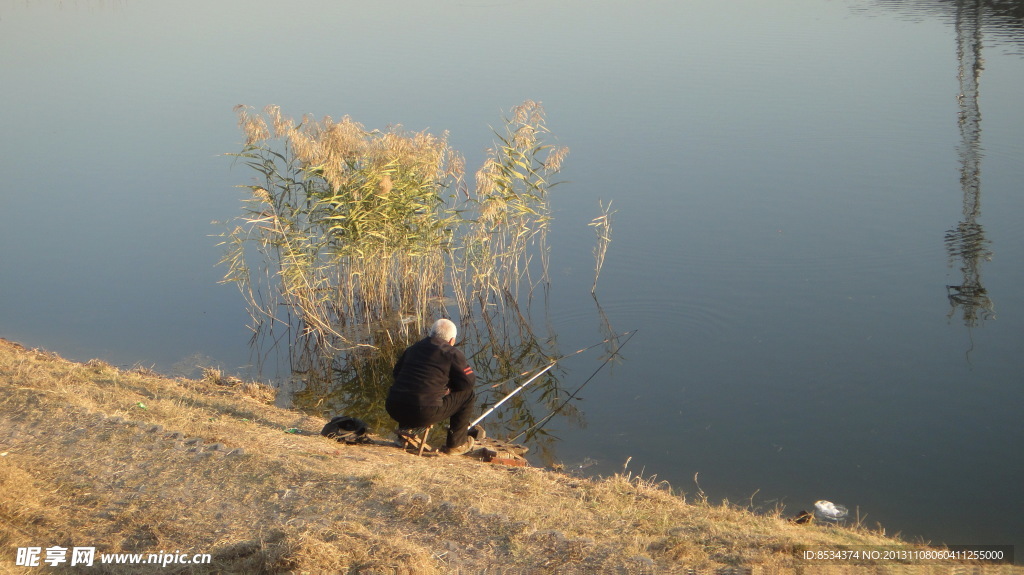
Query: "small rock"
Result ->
[[629, 555, 656, 568], [814, 500, 849, 521], [396, 492, 432, 506], [530, 530, 566, 542]]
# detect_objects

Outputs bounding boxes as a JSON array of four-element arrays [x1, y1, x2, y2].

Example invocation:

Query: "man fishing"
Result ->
[[385, 318, 477, 455]]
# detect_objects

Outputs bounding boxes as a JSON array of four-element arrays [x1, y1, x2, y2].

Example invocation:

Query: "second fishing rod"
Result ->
[[471, 330, 636, 393], [470, 330, 636, 430]]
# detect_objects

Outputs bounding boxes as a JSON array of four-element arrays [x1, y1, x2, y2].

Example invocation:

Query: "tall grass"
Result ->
[[221, 102, 583, 441], [457, 102, 568, 309]]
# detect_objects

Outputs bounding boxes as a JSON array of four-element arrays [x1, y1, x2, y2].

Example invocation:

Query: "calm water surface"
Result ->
[[2, 0, 1023, 556]]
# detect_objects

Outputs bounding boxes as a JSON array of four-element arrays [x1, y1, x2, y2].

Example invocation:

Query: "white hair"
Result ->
[[430, 318, 457, 342]]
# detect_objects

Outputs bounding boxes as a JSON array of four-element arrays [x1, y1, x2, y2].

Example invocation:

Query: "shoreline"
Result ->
[[1, 338, 1017, 573]]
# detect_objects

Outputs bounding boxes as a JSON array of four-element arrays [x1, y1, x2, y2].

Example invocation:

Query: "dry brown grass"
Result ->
[[1, 338, 1018, 574]]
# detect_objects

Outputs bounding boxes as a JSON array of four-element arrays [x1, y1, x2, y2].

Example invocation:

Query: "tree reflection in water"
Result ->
[[945, 0, 995, 330]]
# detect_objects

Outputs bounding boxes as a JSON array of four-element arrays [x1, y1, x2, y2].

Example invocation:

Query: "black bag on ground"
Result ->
[[320, 415, 368, 444]]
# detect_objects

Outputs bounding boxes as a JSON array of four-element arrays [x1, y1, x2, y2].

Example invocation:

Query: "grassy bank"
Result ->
[[0, 338, 1016, 574]]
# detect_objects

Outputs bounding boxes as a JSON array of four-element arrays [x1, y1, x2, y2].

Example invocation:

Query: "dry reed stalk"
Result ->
[[590, 199, 615, 294]]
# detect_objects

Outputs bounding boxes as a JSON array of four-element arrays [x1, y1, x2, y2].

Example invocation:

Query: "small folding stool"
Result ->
[[398, 425, 434, 456]]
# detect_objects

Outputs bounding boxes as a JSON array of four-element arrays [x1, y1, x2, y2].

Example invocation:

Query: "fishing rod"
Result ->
[[469, 362, 556, 428], [510, 328, 637, 443], [474, 330, 637, 391], [469, 330, 637, 428]]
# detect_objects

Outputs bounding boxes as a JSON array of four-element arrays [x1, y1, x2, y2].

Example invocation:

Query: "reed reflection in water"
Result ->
[[289, 292, 630, 463]]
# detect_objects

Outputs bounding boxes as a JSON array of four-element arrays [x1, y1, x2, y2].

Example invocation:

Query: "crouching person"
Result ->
[[385, 318, 477, 455]]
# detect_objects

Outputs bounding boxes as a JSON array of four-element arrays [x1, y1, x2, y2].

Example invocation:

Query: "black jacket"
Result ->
[[388, 336, 476, 407]]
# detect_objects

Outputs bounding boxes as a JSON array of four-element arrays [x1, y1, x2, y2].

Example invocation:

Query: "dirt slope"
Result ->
[[0, 339, 1015, 574]]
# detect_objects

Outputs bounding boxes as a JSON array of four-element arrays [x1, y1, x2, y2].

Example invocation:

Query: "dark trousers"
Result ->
[[385, 388, 476, 448]]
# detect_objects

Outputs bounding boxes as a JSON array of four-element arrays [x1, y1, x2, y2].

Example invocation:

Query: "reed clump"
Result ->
[[221, 102, 594, 443], [222, 101, 566, 370]]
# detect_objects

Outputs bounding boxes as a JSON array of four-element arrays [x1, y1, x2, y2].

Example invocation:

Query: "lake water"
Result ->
[[2, 0, 1023, 558]]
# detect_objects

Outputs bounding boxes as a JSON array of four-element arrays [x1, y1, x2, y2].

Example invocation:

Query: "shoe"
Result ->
[[440, 436, 475, 456]]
